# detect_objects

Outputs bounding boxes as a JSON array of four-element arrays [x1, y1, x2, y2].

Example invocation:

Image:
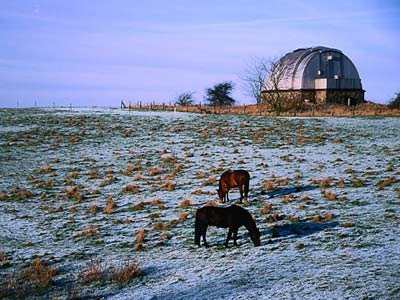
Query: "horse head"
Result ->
[[249, 228, 261, 247], [217, 188, 225, 202]]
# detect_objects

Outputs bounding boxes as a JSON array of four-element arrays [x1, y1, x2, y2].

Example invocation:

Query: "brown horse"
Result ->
[[217, 170, 250, 203], [195, 205, 260, 247]]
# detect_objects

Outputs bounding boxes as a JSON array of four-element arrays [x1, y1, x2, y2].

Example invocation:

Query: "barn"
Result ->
[[262, 46, 365, 106]]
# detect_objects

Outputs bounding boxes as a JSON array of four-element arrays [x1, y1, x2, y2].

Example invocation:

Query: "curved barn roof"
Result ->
[[271, 46, 362, 90]]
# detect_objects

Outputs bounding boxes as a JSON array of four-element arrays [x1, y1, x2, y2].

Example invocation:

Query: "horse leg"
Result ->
[[226, 190, 229, 202], [195, 224, 201, 246], [239, 185, 244, 203], [202, 226, 209, 247], [233, 228, 239, 246], [225, 228, 233, 247]]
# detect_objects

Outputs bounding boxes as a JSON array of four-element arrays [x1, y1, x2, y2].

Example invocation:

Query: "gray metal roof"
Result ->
[[271, 46, 362, 90]]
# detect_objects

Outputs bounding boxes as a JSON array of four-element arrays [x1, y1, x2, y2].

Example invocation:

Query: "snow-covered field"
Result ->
[[0, 108, 399, 299]]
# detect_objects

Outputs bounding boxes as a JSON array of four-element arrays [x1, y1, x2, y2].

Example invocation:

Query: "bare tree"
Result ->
[[242, 57, 303, 115], [241, 57, 269, 104], [263, 58, 289, 116]]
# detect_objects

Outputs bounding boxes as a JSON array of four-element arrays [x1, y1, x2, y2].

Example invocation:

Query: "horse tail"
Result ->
[[244, 174, 250, 198]]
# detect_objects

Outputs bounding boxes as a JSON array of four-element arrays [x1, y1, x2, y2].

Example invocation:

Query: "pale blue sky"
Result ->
[[0, 0, 399, 107]]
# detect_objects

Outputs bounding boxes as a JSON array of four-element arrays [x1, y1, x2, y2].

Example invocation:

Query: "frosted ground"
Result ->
[[0, 108, 399, 299]]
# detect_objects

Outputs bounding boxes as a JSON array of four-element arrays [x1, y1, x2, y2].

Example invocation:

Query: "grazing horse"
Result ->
[[217, 170, 250, 203], [194, 205, 260, 247]]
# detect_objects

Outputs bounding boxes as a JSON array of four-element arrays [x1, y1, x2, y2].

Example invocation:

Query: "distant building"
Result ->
[[262, 46, 365, 105]]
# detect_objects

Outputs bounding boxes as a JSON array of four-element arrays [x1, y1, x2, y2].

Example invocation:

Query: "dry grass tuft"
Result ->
[[38, 165, 54, 174], [104, 195, 117, 214], [159, 232, 169, 240], [134, 228, 146, 251], [260, 204, 273, 214], [376, 176, 397, 190], [205, 200, 219, 207], [322, 212, 335, 221], [323, 190, 337, 201], [312, 177, 332, 189], [131, 200, 147, 211], [178, 211, 188, 221], [74, 224, 99, 238], [12, 187, 34, 201], [262, 181, 275, 191], [351, 177, 365, 188], [124, 183, 140, 194], [0, 191, 9, 201], [63, 186, 83, 201], [195, 171, 207, 179], [203, 176, 217, 186], [88, 203, 98, 215], [152, 221, 167, 231], [178, 198, 193, 208], [149, 166, 163, 176], [336, 177, 345, 187], [191, 189, 214, 195], [123, 163, 142, 175], [342, 221, 353, 228], [0, 252, 10, 268], [281, 195, 293, 203], [161, 180, 176, 191], [150, 198, 166, 209]]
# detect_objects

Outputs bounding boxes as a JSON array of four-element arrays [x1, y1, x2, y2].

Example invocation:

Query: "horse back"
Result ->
[[220, 170, 249, 189], [196, 205, 249, 228]]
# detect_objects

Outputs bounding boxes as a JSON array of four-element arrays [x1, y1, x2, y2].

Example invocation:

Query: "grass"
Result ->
[[178, 198, 193, 208], [161, 180, 176, 191], [0, 252, 10, 268], [134, 228, 146, 251], [11, 187, 34, 201], [74, 224, 100, 238], [323, 190, 337, 201], [0, 257, 58, 299], [124, 183, 140, 194], [104, 195, 117, 214], [376, 176, 397, 190], [80, 259, 107, 284], [260, 203, 272, 215], [109, 261, 141, 284]]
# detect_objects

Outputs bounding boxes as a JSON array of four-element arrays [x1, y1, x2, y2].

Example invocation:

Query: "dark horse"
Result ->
[[217, 170, 250, 203], [195, 205, 260, 247]]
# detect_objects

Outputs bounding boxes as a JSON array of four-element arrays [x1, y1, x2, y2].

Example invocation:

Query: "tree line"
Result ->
[[175, 57, 294, 113]]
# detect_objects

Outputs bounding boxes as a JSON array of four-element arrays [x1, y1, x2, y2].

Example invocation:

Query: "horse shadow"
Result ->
[[260, 220, 339, 243], [252, 184, 318, 199]]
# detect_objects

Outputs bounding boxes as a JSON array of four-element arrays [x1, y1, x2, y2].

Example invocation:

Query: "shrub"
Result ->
[[388, 92, 400, 109], [18, 258, 57, 290], [109, 261, 141, 283], [80, 259, 107, 284]]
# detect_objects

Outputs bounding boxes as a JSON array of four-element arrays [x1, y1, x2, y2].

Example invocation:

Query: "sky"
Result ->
[[0, 0, 399, 108]]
